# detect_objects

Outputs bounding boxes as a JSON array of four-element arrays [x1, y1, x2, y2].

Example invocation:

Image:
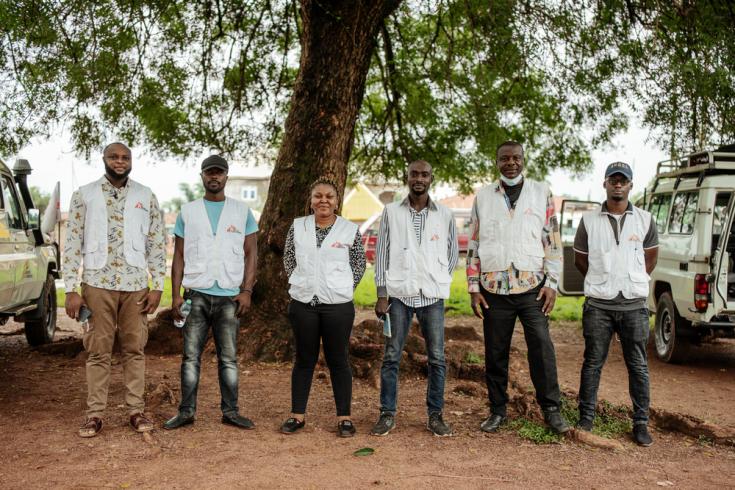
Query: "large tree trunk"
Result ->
[[243, 0, 401, 360]]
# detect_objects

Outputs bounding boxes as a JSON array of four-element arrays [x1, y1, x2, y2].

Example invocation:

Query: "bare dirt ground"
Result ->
[[1, 309, 734, 489]]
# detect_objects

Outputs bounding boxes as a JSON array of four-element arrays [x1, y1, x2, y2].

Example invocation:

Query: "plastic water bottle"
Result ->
[[174, 300, 192, 328]]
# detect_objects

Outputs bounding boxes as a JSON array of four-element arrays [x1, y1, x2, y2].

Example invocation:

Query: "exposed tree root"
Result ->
[[650, 408, 735, 446]]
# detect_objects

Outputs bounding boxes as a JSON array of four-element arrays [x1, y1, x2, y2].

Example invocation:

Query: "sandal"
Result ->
[[78, 417, 103, 438]]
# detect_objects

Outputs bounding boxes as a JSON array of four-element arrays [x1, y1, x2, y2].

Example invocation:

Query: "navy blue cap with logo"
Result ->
[[605, 161, 633, 180]]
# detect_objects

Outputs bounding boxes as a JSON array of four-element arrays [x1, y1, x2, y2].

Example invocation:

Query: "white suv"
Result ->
[[558, 145, 735, 363], [642, 146, 735, 362]]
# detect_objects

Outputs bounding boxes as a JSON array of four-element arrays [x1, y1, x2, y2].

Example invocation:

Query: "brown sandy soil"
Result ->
[[0, 309, 734, 489]]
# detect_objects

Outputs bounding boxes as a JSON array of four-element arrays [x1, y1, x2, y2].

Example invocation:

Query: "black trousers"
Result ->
[[481, 284, 562, 416], [287, 299, 355, 416]]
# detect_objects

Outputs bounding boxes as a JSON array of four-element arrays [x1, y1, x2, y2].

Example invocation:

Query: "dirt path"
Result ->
[[0, 309, 733, 489]]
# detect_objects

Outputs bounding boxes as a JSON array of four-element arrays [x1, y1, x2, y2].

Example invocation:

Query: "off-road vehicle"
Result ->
[[0, 158, 60, 345]]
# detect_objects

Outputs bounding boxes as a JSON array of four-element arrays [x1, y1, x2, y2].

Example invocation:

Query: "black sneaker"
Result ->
[[370, 412, 396, 436], [543, 410, 570, 434], [427, 413, 452, 437], [633, 424, 653, 447], [280, 417, 305, 434], [576, 418, 593, 432], [337, 420, 356, 438]]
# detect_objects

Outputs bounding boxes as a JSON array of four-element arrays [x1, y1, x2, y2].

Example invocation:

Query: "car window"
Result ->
[[668, 191, 698, 235], [649, 193, 672, 233], [713, 192, 732, 235], [0, 176, 23, 230]]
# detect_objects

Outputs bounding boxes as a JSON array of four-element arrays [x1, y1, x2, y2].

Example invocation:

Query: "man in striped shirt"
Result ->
[[371, 160, 459, 437]]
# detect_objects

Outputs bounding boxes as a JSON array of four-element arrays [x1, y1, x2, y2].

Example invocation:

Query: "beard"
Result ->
[[105, 163, 131, 181], [610, 194, 624, 202], [410, 184, 428, 196]]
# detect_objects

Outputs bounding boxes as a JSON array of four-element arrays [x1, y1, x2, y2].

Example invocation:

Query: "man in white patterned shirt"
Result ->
[[63, 142, 166, 438], [371, 160, 459, 437]]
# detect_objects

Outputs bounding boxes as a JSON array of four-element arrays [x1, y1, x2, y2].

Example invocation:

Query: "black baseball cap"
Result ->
[[605, 161, 633, 180], [201, 154, 228, 171]]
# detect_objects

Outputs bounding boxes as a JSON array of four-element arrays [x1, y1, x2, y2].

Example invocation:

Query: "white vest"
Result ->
[[78, 177, 152, 270], [582, 205, 651, 300], [384, 201, 454, 299], [181, 198, 250, 290], [476, 179, 547, 272], [288, 215, 358, 304]]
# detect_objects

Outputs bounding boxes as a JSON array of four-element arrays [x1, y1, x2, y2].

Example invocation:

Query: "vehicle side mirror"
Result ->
[[27, 208, 40, 230]]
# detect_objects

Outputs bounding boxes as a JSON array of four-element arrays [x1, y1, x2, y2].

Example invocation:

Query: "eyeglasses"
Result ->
[[606, 176, 630, 186]]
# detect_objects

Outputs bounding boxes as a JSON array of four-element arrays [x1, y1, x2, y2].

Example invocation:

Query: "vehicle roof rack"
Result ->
[[651, 149, 735, 192]]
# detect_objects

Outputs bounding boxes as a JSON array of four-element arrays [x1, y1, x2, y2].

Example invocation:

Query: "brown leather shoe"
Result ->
[[130, 413, 154, 433], [78, 417, 103, 438]]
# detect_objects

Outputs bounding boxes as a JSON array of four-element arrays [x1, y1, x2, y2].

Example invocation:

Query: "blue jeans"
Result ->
[[578, 302, 651, 425], [380, 299, 446, 416], [179, 291, 240, 418]]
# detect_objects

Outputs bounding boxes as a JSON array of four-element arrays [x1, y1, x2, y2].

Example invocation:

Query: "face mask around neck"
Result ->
[[500, 174, 523, 186]]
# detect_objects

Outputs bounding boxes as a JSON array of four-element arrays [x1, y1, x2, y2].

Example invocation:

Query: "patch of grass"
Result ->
[[507, 395, 631, 444], [507, 418, 563, 444], [354, 266, 583, 321], [464, 351, 483, 364], [697, 435, 714, 447]]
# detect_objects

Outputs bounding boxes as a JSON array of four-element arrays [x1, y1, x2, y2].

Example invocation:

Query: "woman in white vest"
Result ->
[[280, 177, 366, 437]]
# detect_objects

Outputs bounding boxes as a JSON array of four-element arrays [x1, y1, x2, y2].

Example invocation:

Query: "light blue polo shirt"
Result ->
[[174, 199, 258, 296]]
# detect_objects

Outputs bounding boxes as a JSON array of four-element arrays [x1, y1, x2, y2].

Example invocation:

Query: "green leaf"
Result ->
[[353, 447, 375, 457]]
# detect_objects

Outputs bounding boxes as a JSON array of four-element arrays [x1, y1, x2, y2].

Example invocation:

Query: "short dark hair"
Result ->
[[496, 140, 523, 158], [102, 141, 131, 155], [408, 159, 432, 172]]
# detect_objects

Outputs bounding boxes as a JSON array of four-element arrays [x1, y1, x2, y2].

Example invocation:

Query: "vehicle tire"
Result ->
[[24, 274, 57, 346], [654, 292, 691, 363]]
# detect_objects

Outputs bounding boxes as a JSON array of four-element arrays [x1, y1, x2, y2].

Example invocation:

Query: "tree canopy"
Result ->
[[3, 1, 732, 189]]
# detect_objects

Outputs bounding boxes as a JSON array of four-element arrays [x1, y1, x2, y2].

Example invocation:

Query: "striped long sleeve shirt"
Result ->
[[374, 196, 459, 307]]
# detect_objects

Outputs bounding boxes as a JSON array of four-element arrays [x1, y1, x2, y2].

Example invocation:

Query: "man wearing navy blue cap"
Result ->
[[573, 161, 659, 446]]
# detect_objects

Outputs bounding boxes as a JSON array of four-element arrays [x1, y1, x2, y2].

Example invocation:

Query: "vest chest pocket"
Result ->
[[83, 240, 100, 254], [325, 262, 353, 289], [430, 255, 452, 285], [588, 251, 612, 273], [132, 236, 146, 251], [291, 252, 313, 282]]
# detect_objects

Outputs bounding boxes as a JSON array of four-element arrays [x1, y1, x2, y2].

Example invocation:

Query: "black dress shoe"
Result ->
[[337, 420, 356, 438], [280, 417, 305, 434], [222, 414, 255, 430], [163, 413, 195, 430], [480, 414, 506, 433], [543, 410, 571, 434]]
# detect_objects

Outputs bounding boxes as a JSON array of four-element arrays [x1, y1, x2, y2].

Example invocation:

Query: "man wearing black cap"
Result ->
[[164, 154, 259, 430], [573, 162, 658, 446]]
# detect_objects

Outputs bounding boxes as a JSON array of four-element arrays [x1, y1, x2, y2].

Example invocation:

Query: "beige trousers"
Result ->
[[81, 284, 149, 418]]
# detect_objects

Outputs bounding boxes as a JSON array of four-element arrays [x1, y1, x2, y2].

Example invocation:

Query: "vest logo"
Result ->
[[226, 224, 242, 234], [331, 241, 349, 248], [430, 233, 440, 241], [134, 201, 148, 211], [629, 234, 641, 242]]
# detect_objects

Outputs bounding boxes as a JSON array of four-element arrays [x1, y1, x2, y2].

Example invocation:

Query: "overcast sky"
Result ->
[[11, 118, 667, 211]]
